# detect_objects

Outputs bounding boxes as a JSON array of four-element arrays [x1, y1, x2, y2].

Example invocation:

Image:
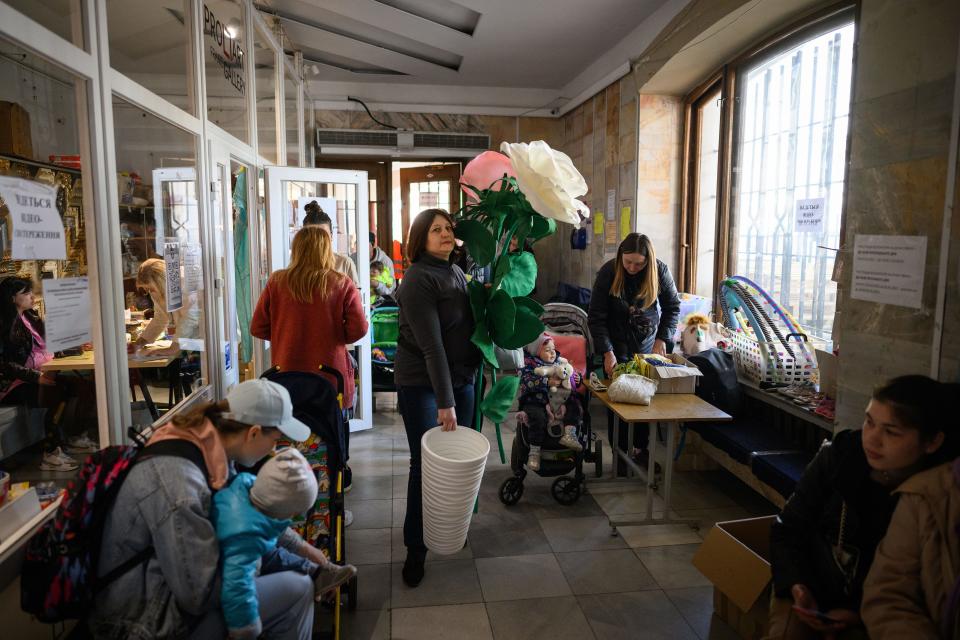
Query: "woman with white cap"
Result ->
[[90, 379, 345, 639]]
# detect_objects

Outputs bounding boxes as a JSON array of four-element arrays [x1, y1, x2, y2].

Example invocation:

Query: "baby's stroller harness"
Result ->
[[499, 303, 603, 506], [371, 305, 399, 393], [261, 366, 358, 637]]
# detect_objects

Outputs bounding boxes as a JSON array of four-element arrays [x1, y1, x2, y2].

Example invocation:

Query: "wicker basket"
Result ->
[[722, 326, 818, 386]]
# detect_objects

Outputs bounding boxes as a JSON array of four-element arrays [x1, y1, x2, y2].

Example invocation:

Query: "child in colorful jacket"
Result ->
[[516, 333, 583, 471], [214, 448, 357, 639]]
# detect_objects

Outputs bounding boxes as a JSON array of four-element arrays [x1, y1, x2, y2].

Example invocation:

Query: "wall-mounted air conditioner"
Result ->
[[315, 129, 490, 158]]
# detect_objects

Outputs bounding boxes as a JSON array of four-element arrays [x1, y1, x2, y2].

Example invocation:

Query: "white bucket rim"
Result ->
[[421, 426, 490, 465]]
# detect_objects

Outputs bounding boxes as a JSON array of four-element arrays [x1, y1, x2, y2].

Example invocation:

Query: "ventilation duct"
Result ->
[[316, 128, 489, 158]]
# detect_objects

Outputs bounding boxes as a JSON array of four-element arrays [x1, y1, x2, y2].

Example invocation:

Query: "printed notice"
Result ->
[[593, 214, 604, 235], [851, 235, 927, 309], [43, 277, 91, 352], [606, 190, 616, 221], [795, 198, 825, 233], [164, 241, 183, 312], [605, 221, 618, 245], [0, 176, 66, 260]]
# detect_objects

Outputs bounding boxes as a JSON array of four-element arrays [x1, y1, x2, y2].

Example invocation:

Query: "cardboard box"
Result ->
[[692, 516, 775, 640], [646, 353, 702, 394], [0, 101, 33, 158]]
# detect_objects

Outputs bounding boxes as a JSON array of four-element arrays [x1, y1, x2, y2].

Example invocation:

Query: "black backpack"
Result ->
[[689, 348, 743, 417], [21, 439, 207, 623]]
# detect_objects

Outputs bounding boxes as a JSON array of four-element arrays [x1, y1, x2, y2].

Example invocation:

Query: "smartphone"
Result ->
[[791, 605, 841, 624]]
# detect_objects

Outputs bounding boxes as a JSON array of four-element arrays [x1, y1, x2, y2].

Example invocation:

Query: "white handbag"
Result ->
[[607, 374, 658, 405]]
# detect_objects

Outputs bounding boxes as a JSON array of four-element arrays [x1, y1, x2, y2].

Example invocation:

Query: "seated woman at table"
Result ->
[[0, 276, 73, 471], [764, 376, 957, 640], [131, 258, 202, 357]]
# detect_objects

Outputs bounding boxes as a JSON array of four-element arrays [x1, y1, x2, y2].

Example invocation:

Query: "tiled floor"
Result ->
[[339, 395, 776, 639]]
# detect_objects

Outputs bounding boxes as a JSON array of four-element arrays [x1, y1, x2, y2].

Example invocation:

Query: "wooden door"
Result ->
[[399, 164, 461, 264]]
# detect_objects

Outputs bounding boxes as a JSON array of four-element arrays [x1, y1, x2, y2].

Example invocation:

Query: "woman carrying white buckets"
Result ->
[[394, 209, 484, 587]]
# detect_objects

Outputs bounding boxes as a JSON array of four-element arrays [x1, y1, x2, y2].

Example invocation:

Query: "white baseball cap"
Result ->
[[224, 379, 311, 442]]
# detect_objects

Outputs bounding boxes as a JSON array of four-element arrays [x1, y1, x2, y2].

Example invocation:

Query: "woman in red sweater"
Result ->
[[251, 225, 368, 408]]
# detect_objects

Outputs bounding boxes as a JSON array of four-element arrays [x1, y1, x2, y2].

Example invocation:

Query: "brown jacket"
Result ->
[[862, 462, 960, 639]]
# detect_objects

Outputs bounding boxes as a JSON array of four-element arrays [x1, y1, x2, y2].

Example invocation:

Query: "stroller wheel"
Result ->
[[499, 477, 524, 505], [552, 476, 582, 505]]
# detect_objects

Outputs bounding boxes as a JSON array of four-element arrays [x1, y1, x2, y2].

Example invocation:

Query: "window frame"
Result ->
[[679, 2, 858, 330]]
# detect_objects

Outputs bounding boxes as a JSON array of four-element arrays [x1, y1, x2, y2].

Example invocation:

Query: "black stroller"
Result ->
[[261, 366, 357, 638], [499, 303, 603, 506]]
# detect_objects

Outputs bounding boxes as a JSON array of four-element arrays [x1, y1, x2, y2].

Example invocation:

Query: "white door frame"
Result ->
[[263, 166, 372, 431]]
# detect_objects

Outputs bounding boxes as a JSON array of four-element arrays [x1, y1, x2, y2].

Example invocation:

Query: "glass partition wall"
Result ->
[[0, 0, 308, 451]]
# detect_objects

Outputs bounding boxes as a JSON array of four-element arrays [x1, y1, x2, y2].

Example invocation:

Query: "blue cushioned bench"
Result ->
[[691, 419, 804, 466], [751, 451, 816, 501]]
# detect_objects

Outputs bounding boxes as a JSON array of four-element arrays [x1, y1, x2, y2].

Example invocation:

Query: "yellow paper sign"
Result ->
[[593, 215, 604, 235], [605, 221, 617, 244], [620, 206, 632, 240]]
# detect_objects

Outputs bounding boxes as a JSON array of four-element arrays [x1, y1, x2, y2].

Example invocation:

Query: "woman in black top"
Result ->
[[587, 233, 680, 470], [394, 208, 481, 588], [766, 376, 955, 639]]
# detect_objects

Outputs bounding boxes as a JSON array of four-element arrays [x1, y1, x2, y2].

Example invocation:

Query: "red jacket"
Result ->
[[251, 271, 368, 406]]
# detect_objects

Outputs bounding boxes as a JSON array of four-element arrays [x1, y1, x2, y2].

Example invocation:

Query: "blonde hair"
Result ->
[[278, 225, 342, 303], [611, 233, 659, 310], [136, 258, 167, 309]]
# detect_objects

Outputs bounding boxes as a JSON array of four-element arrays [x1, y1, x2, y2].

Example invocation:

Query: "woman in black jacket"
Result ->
[[587, 233, 680, 470], [766, 376, 956, 639], [394, 208, 481, 588]]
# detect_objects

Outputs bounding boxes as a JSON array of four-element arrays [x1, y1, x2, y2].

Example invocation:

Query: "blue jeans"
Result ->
[[397, 383, 475, 554]]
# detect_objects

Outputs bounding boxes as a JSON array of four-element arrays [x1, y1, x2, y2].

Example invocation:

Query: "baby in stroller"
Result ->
[[516, 333, 583, 471]]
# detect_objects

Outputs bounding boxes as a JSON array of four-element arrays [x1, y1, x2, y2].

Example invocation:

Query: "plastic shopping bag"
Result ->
[[607, 374, 658, 405]]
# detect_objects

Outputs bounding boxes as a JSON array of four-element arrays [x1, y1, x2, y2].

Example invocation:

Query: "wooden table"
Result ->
[[43, 351, 178, 420], [592, 389, 731, 530]]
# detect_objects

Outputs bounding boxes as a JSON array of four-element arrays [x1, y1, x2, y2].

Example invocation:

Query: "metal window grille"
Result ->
[[733, 22, 855, 341]]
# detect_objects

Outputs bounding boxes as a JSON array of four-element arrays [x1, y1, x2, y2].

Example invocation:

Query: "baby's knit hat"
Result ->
[[250, 448, 318, 520], [526, 332, 553, 357]]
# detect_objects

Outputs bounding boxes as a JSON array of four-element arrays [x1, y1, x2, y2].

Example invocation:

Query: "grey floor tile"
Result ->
[[390, 558, 483, 608], [634, 544, 711, 590], [350, 499, 394, 530], [486, 595, 595, 640], [393, 477, 408, 499], [556, 549, 658, 595], [391, 603, 492, 640], [671, 507, 756, 533], [349, 528, 392, 565], [349, 459, 395, 478], [393, 455, 410, 476], [540, 516, 628, 553], [578, 591, 699, 640], [475, 553, 572, 602], [340, 608, 390, 640], [468, 508, 555, 558], [353, 563, 392, 611], [392, 499, 406, 528], [591, 488, 665, 516], [348, 474, 393, 501], [616, 523, 703, 548], [391, 527, 474, 563], [665, 586, 718, 640]]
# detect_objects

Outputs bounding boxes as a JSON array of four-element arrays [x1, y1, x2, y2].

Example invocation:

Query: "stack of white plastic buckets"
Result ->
[[420, 426, 490, 554]]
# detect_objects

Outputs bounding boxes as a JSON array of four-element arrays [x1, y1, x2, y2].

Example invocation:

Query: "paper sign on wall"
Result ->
[[164, 241, 183, 312], [593, 215, 604, 235], [606, 190, 616, 221], [43, 277, 91, 352], [605, 221, 618, 245], [419, 192, 439, 208], [0, 176, 66, 260], [851, 234, 927, 309], [795, 198, 825, 233], [620, 206, 632, 240]]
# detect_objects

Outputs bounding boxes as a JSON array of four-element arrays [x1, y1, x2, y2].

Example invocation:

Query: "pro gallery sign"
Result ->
[[204, 4, 245, 96]]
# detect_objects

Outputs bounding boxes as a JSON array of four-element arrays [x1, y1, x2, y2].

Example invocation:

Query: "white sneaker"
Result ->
[[40, 447, 79, 472], [66, 433, 98, 454], [527, 448, 541, 472], [559, 426, 583, 452], [344, 509, 354, 527]]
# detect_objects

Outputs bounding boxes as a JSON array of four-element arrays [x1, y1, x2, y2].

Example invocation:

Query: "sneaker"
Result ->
[[343, 466, 352, 493], [40, 447, 79, 472], [66, 433, 98, 454], [559, 427, 583, 452], [313, 563, 357, 600], [527, 449, 541, 472], [344, 509, 354, 528]]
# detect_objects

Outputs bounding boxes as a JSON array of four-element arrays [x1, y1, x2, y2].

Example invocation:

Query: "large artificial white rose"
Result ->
[[500, 141, 590, 225]]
